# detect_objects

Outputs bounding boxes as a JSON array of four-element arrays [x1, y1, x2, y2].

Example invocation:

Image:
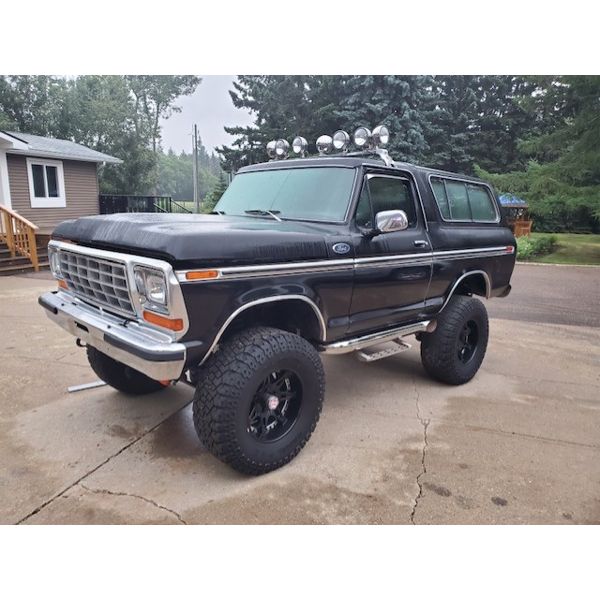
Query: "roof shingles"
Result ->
[[2, 131, 122, 164]]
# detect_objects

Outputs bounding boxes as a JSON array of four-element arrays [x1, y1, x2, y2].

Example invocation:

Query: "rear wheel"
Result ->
[[420, 295, 489, 385], [193, 326, 325, 475], [86, 346, 167, 395]]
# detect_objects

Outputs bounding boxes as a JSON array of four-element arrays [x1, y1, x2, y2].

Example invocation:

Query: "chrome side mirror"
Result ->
[[375, 209, 409, 233]]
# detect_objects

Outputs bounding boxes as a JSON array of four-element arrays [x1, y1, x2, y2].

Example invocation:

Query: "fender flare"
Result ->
[[199, 294, 326, 365], [440, 270, 491, 312]]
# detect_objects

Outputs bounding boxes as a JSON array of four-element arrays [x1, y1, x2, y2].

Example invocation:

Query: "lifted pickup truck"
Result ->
[[39, 128, 515, 475]]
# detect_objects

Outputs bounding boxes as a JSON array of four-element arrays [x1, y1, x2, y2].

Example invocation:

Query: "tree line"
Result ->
[[218, 76, 600, 232], [0, 75, 222, 200]]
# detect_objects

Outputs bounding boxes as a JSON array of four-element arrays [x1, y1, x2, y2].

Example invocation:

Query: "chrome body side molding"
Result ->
[[176, 245, 513, 283]]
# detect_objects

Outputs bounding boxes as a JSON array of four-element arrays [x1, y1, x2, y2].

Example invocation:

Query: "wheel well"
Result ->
[[220, 299, 324, 343], [453, 272, 489, 298]]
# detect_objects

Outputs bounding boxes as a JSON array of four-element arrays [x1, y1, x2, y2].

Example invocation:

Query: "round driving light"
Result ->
[[332, 130, 351, 151], [266, 140, 277, 159], [353, 126, 372, 148], [275, 139, 289, 159], [316, 134, 333, 155], [373, 125, 390, 147], [292, 136, 308, 155]]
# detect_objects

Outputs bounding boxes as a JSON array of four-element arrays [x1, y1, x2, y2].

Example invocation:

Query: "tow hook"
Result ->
[[76, 338, 87, 348]]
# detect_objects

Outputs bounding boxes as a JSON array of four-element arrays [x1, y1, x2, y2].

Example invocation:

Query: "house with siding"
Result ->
[[0, 130, 121, 234], [0, 131, 121, 273]]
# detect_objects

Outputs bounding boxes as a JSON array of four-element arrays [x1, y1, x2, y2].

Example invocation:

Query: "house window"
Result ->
[[26, 159, 66, 208]]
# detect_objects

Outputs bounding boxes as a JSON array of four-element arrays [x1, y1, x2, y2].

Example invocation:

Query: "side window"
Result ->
[[467, 184, 497, 221], [430, 177, 497, 223], [355, 176, 417, 229], [445, 181, 471, 220], [430, 178, 450, 219], [355, 185, 372, 228]]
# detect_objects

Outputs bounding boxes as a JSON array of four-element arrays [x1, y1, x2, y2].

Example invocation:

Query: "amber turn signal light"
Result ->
[[185, 270, 219, 280], [142, 310, 184, 332], [57, 279, 68, 290]]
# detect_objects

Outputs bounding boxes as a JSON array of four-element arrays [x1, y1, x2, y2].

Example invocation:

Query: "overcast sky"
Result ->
[[159, 75, 254, 155]]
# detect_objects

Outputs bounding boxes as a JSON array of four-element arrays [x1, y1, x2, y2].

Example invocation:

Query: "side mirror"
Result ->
[[375, 209, 409, 233]]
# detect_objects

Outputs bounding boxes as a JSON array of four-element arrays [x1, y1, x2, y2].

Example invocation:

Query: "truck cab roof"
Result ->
[[238, 154, 490, 187]]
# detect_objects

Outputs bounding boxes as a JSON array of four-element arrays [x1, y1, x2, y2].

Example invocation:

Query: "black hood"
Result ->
[[52, 213, 339, 267]]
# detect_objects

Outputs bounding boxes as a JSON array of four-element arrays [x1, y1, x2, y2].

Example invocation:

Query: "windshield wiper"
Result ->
[[244, 209, 282, 222], [210, 209, 226, 215]]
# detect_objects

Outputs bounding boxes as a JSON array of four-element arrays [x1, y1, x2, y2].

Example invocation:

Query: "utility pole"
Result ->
[[192, 124, 199, 213]]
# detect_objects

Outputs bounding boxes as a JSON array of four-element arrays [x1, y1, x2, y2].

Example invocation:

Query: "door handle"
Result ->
[[414, 240, 429, 247]]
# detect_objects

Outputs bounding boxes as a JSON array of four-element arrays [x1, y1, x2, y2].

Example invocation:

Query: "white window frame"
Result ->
[[26, 158, 66, 208]]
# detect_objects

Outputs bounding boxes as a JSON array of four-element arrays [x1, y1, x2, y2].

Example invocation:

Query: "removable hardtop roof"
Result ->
[[237, 155, 491, 187]]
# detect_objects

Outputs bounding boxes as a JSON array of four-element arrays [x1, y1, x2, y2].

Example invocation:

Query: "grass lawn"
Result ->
[[526, 233, 600, 265]]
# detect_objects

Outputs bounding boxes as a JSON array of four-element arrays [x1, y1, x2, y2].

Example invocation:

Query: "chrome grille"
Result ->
[[58, 250, 135, 316]]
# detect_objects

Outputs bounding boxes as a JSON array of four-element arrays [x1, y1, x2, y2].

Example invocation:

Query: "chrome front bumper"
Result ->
[[39, 291, 187, 381]]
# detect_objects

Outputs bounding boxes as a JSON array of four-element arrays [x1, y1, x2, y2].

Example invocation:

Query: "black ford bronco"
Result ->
[[39, 127, 515, 475]]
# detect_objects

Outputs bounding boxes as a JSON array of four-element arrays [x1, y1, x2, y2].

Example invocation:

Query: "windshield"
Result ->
[[215, 167, 356, 222]]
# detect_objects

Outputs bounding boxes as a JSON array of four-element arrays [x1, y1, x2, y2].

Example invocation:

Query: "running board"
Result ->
[[357, 339, 411, 362], [320, 320, 431, 355]]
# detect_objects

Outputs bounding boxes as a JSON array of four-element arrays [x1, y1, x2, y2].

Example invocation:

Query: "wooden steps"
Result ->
[[0, 242, 49, 276]]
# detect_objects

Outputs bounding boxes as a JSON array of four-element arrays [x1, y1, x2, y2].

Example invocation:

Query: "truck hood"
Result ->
[[52, 213, 339, 267]]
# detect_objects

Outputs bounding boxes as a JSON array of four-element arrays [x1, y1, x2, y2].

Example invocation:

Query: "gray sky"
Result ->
[[160, 75, 254, 155]]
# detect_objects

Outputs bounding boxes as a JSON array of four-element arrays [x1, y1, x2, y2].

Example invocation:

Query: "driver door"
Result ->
[[348, 172, 433, 335]]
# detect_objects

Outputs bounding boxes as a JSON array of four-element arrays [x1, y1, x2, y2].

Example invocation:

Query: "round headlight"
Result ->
[[332, 130, 351, 152], [353, 127, 372, 148], [372, 125, 390, 147], [266, 140, 277, 159], [275, 139, 289, 159], [292, 136, 308, 155], [316, 135, 333, 155]]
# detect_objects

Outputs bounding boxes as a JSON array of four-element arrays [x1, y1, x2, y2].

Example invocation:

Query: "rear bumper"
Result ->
[[39, 291, 186, 381]]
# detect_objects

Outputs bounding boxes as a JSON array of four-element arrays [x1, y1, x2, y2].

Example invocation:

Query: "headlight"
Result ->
[[133, 266, 168, 314], [332, 130, 350, 151], [372, 125, 390, 147], [353, 126, 372, 148], [49, 247, 62, 279]]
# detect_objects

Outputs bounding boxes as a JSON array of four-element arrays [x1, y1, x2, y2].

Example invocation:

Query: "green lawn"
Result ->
[[526, 233, 600, 265]]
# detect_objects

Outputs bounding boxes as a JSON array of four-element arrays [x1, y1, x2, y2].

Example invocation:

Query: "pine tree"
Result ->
[[203, 172, 229, 213]]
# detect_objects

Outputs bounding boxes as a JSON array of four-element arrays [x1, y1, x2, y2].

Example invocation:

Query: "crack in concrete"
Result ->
[[80, 484, 187, 525], [410, 379, 430, 525], [15, 401, 192, 525]]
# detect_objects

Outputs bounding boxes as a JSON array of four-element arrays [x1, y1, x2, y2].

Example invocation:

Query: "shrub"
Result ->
[[516, 234, 557, 260]]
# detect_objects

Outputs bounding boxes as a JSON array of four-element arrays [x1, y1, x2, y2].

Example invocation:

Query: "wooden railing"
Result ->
[[0, 205, 40, 271]]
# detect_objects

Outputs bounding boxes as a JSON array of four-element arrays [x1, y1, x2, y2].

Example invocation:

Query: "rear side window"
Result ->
[[430, 177, 498, 223]]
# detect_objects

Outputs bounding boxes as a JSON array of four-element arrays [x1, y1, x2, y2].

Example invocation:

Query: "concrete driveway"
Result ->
[[1, 264, 599, 524]]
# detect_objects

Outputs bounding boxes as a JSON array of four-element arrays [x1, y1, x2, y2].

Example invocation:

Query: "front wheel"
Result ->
[[420, 295, 489, 385], [193, 327, 325, 475]]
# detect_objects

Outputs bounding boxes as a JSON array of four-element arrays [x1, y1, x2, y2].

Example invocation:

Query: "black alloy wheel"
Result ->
[[457, 320, 479, 364], [247, 370, 302, 442]]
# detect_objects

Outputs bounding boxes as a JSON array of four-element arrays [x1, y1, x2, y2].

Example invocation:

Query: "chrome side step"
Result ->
[[357, 339, 412, 362], [320, 320, 431, 355]]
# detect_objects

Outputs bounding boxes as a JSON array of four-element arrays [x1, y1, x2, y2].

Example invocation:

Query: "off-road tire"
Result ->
[[86, 346, 167, 395], [193, 326, 325, 475], [420, 295, 489, 385]]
